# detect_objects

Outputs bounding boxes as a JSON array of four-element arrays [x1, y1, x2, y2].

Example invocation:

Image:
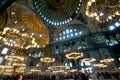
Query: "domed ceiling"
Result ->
[[33, 0, 82, 26], [5, 3, 49, 48]]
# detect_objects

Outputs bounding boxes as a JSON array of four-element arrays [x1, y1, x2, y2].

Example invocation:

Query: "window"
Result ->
[[115, 22, 120, 27], [70, 29, 72, 32], [66, 29, 69, 34], [81, 61, 91, 66], [75, 32, 78, 36], [0, 57, 3, 64], [65, 62, 73, 67], [55, 27, 86, 42], [1, 47, 9, 55]]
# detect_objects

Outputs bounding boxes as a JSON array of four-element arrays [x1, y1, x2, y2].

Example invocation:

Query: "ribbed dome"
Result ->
[[33, 0, 82, 26]]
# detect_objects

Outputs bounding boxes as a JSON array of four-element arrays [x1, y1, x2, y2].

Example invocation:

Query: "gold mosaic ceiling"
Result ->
[[4, 3, 49, 48], [0, 12, 7, 30]]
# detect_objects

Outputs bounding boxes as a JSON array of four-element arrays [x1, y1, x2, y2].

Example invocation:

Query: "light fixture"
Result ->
[[65, 52, 83, 60], [0, 27, 37, 49], [82, 58, 96, 62], [48, 65, 70, 71], [93, 63, 107, 68], [30, 69, 41, 72], [40, 57, 55, 63], [86, 0, 120, 22], [100, 58, 114, 63], [5, 55, 24, 62], [7, 3, 50, 48], [68, 69, 78, 72], [12, 63, 26, 67], [0, 65, 14, 69]]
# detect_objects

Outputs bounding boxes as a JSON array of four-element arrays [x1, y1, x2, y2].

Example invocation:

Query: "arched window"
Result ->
[[81, 61, 91, 66], [116, 33, 120, 42], [0, 57, 3, 64], [64, 62, 73, 68], [110, 36, 118, 45], [53, 24, 88, 42], [56, 28, 83, 41], [1, 47, 9, 55]]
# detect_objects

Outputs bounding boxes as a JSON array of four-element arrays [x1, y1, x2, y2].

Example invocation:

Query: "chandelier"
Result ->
[[86, 0, 120, 22], [5, 55, 24, 62], [65, 52, 83, 60], [15, 67, 26, 73], [100, 58, 114, 63], [0, 27, 37, 49], [82, 58, 96, 62], [12, 63, 26, 67], [0, 65, 13, 69], [30, 69, 41, 72], [48, 65, 70, 71], [93, 63, 107, 68], [68, 69, 78, 72], [40, 57, 55, 63], [6, 3, 49, 48]]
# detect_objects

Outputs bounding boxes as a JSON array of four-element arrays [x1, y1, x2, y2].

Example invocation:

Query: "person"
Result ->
[[78, 75, 82, 80], [52, 75, 56, 80], [19, 74, 23, 80], [89, 73, 98, 80], [80, 73, 89, 80]]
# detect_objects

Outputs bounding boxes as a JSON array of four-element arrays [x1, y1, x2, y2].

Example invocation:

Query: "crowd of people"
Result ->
[[0, 72, 88, 80], [0, 71, 119, 80]]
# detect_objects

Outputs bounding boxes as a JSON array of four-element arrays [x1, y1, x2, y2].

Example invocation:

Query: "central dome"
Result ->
[[33, 0, 82, 26]]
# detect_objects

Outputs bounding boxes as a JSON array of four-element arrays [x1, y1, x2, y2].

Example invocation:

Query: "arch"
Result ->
[[110, 35, 118, 45], [116, 33, 120, 42]]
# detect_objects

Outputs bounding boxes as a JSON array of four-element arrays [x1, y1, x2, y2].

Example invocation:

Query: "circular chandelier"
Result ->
[[82, 58, 96, 62], [68, 69, 77, 72], [5, 55, 24, 62], [93, 63, 107, 68], [33, 0, 82, 26], [100, 58, 114, 63], [40, 57, 55, 63], [65, 52, 83, 60], [30, 69, 41, 72], [48, 65, 70, 71], [86, 0, 120, 22], [12, 63, 26, 67], [0, 65, 13, 69], [0, 27, 37, 49]]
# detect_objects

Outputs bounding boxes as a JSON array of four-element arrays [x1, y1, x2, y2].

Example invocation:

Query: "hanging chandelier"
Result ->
[[12, 63, 26, 67], [65, 52, 83, 60], [86, 0, 120, 22], [0, 27, 37, 49], [48, 65, 70, 72], [30, 69, 41, 72], [82, 58, 96, 62], [5, 55, 24, 62], [93, 63, 107, 68], [100, 58, 114, 63], [40, 57, 55, 63], [6, 3, 49, 48]]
